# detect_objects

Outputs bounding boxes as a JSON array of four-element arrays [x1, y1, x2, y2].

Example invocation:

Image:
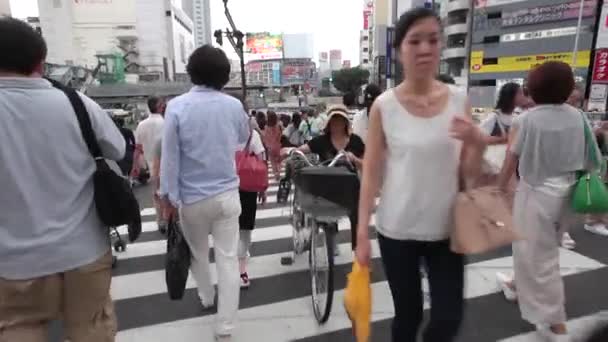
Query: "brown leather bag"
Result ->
[[451, 185, 521, 255]]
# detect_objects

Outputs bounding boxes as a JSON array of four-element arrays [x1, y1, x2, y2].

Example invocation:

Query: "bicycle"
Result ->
[[279, 149, 360, 324]]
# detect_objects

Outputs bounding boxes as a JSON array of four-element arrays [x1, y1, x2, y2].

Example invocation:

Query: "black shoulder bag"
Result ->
[[51, 80, 141, 238]]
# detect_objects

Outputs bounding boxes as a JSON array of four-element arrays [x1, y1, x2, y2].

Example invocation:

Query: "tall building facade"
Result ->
[[329, 49, 343, 71], [193, 0, 211, 47], [360, 0, 374, 70], [0, 0, 10, 16], [37, 0, 195, 81], [439, 0, 471, 85], [469, 0, 599, 108]]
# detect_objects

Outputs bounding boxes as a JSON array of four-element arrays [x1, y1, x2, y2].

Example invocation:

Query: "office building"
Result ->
[[37, 0, 195, 81], [469, 0, 599, 108], [0, 0, 10, 16], [193, 0, 212, 47], [330, 49, 343, 71], [360, 0, 374, 69], [439, 0, 471, 85]]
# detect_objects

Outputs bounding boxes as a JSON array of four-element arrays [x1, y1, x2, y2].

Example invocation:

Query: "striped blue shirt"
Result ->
[[160, 86, 249, 206]]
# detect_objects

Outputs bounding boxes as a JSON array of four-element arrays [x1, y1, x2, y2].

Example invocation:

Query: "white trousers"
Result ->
[[180, 190, 241, 336], [512, 182, 571, 326]]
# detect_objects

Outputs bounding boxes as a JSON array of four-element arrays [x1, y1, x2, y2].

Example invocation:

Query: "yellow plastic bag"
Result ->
[[344, 261, 371, 342]]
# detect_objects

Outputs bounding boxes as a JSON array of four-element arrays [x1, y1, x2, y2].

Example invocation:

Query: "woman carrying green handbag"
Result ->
[[497, 61, 602, 340], [572, 116, 608, 214]]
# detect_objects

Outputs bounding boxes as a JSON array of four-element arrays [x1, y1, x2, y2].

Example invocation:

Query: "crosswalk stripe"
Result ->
[[105, 166, 608, 342], [114, 250, 604, 341]]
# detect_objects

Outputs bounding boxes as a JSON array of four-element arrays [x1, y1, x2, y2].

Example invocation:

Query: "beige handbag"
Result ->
[[451, 185, 521, 255]]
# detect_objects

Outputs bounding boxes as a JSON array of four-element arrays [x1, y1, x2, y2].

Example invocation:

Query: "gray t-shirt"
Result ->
[[512, 104, 600, 188], [0, 78, 125, 280]]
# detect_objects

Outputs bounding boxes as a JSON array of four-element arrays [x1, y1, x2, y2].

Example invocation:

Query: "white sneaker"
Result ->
[[536, 325, 570, 342], [561, 233, 576, 250], [496, 272, 517, 301], [584, 223, 608, 236]]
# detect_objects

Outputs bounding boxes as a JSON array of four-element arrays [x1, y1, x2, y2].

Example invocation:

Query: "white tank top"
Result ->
[[376, 85, 465, 241]]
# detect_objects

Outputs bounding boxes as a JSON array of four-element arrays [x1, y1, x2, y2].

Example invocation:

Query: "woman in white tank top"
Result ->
[[355, 8, 486, 342]]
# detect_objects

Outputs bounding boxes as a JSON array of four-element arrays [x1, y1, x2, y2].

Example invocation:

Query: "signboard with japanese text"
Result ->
[[500, 26, 584, 43], [588, 84, 608, 111], [470, 50, 591, 74], [592, 49, 608, 83], [474, 0, 527, 8], [501, 0, 597, 28]]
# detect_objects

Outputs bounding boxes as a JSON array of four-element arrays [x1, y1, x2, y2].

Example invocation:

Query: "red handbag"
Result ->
[[236, 131, 269, 192]]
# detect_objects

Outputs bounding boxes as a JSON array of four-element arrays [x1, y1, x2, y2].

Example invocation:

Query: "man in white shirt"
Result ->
[[135, 96, 166, 231], [135, 97, 165, 173], [352, 84, 382, 142], [0, 17, 124, 341]]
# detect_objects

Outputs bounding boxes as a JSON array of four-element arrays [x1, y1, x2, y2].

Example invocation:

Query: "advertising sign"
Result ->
[[474, 0, 527, 8], [502, 0, 597, 28], [597, 3, 608, 48], [501, 26, 582, 43], [282, 63, 312, 85], [245, 33, 283, 61], [588, 84, 608, 111], [470, 50, 591, 74], [592, 49, 608, 83]]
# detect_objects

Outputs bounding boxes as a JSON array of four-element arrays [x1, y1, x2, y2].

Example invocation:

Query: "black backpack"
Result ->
[[51, 81, 142, 235]]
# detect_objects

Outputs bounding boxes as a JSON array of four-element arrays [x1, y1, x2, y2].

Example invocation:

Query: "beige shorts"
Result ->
[[0, 252, 116, 342]]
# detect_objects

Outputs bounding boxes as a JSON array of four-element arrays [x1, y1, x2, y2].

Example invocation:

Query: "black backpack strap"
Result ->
[[48, 79, 103, 159]]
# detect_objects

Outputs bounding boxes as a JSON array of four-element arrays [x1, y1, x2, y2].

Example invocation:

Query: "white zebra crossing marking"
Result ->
[[114, 250, 605, 342]]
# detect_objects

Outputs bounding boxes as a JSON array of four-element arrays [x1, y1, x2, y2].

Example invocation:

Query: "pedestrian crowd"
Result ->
[[2, 8, 608, 342]]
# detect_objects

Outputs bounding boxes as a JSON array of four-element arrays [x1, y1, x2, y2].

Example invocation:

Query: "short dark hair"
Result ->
[[393, 7, 440, 48], [0, 17, 47, 75], [495, 82, 521, 114], [187, 45, 231, 90], [147, 96, 161, 113], [527, 61, 574, 105], [437, 74, 455, 84], [267, 111, 279, 127]]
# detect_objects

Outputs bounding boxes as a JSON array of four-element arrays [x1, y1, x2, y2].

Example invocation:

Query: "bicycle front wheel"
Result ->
[[309, 220, 335, 324]]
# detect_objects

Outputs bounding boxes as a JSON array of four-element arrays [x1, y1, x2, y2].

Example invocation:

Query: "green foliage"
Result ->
[[331, 67, 370, 94]]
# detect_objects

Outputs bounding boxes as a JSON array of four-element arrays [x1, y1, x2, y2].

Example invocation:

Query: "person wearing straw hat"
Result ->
[[281, 104, 365, 253]]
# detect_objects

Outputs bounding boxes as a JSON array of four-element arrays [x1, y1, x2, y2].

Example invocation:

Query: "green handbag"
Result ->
[[572, 114, 608, 213]]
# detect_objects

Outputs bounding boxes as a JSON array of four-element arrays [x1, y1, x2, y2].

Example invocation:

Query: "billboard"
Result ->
[[283, 33, 314, 59], [470, 50, 591, 74], [500, 26, 584, 43], [597, 3, 608, 48], [592, 49, 608, 83], [502, 0, 597, 28], [474, 0, 527, 8], [245, 33, 283, 61]]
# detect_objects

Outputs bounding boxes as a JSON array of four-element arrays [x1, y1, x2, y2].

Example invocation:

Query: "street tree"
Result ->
[[331, 67, 370, 95]]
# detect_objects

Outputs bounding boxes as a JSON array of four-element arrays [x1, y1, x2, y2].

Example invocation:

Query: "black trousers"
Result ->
[[238, 191, 258, 231], [378, 234, 464, 342]]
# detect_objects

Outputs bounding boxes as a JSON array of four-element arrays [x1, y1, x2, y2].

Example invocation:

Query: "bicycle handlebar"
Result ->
[[286, 149, 353, 169]]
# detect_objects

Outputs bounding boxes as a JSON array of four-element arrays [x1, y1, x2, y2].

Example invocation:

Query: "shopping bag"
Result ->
[[344, 261, 371, 342], [165, 218, 191, 300]]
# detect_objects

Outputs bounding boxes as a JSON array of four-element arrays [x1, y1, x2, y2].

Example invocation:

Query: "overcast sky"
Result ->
[[9, 0, 363, 65]]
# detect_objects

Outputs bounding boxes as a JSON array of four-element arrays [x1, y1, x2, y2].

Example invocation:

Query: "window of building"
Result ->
[[363, 36, 369, 41], [53, 0, 61, 8], [363, 59, 369, 64], [363, 48, 369, 52]]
